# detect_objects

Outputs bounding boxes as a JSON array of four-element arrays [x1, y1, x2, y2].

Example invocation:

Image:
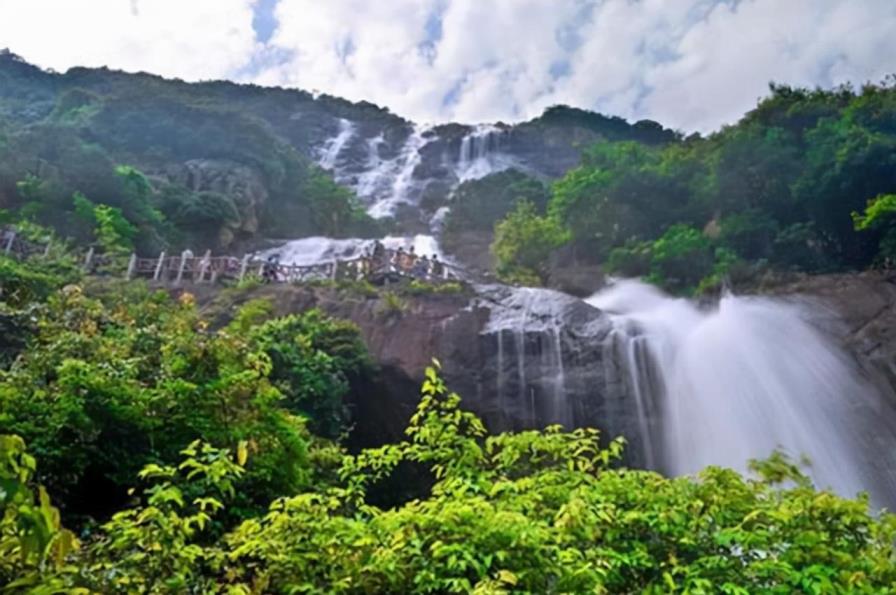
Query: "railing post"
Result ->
[[198, 250, 211, 283], [125, 253, 137, 280], [210, 261, 220, 284], [4, 230, 15, 255], [83, 247, 94, 271], [330, 260, 338, 280], [238, 255, 250, 282], [153, 251, 166, 281], [176, 250, 189, 285]]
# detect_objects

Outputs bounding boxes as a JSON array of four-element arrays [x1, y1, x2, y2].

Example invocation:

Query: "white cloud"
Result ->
[[1, 0, 894, 132], [0, 0, 258, 81]]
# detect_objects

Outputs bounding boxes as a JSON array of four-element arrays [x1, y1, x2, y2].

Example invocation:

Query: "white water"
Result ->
[[455, 124, 515, 182], [318, 119, 355, 170], [318, 119, 520, 223], [358, 125, 432, 218], [485, 286, 577, 427], [587, 279, 896, 502]]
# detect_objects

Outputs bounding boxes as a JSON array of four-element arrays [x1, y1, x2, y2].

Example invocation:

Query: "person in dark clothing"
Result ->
[[263, 254, 280, 283]]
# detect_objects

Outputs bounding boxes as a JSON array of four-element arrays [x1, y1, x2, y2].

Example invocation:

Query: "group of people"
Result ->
[[365, 240, 446, 280], [254, 240, 450, 285]]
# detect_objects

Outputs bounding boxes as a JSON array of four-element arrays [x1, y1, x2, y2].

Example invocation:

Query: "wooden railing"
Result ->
[[2, 226, 476, 286]]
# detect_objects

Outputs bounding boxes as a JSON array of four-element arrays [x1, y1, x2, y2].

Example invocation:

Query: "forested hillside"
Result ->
[[4, 49, 896, 592], [0, 49, 387, 251], [491, 81, 896, 292]]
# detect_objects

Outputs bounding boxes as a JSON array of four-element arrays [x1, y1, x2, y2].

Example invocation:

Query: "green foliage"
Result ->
[[0, 286, 309, 522], [493, 79, 896, 290], [243, 306, 372, 438], [606, 238, 652, 278], [646, 224, 714, 294], [377, 290, 409, 318], [0, 434, 78, 589], [492, 200, 569, 285], [0, 61, 378, 249], [400, 278, 468, 296], [853, 194, 896, 263], [0, 254, 79, 308], [94, 203, 137, 255], [853, 193, 896, 231], [3, 364, 896, 592], [305, 167, 378, 238], [69, 441, 245, 593], [217, 365, 896, 593], [443, 169, 549, 240]]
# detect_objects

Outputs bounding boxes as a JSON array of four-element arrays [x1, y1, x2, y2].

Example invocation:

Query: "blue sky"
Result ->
[[0, 0, 894, 132]]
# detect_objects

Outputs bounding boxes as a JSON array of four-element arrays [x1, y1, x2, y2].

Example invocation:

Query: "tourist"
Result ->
[[413, 255, 429, 278], [262, 254, 280, 283], [392, 247, 405, 273], [430, 254, 444, 279]]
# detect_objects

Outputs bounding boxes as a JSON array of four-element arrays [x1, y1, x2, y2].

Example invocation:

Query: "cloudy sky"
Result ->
[[0, 0, 893, 132]]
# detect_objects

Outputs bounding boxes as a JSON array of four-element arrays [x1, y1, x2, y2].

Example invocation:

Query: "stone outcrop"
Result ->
[[764, 271, 896, 402], [191, 270, 896, 466], [198, 282, 654, 461], [157, 159, 268, 248]]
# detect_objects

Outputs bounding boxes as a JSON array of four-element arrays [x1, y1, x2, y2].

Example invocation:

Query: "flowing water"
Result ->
[[318, 118, 355, 170], [318, 118, 518, 222], [587, 279, 896, 504], [456, 124, 514, 182], [356, 125, 431, 218]]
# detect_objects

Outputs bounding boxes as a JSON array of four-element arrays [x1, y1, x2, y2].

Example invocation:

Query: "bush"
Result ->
[[244, 306, 372, 439], [0, 286, 309, 523], [492, 200, 569, 285]]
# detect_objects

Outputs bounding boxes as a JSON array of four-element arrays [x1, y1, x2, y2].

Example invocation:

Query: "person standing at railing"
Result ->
[[392, 247, 404, 273], [262, 254, 279, 283], [412, 255, 429, 279], [430, 254, 444, 279]]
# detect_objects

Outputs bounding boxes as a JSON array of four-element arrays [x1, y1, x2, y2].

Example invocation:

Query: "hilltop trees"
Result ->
[[493, 80, 896, 293]]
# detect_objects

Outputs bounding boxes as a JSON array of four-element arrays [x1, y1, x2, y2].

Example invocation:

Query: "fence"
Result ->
[[2, 226, 473, 287]]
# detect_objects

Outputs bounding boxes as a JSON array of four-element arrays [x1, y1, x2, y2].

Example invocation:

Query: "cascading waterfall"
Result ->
[[363, 125, 430, 218], [588, 279, 896, 504], [318, 118, 355, 170], [487, 286, 576, 429], [455, 124, 512, 182]]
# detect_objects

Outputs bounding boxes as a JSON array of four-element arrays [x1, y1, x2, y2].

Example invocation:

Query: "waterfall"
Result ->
[[455, 124, 513, 182], [360, 125, 431, 218], [484, 286, 580, 429], [587, 279, 896, 504], [318, 118, 355, 170]]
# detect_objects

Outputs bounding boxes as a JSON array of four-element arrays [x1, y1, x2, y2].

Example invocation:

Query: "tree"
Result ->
[[647, 224, 714, 294], [852, 193, 896, 263], [492, 200, 569, 285], [0, 285, 309, 523]]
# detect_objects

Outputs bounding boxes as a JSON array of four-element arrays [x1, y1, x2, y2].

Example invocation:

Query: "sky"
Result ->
[[0, 0, 894, 133]]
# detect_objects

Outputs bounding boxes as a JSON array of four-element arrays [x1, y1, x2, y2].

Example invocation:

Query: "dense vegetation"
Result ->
[[493, 81, 896, 293], [1, 237, 895, 592], [0, 51, 379, 252], [4, 55, 896, 591]]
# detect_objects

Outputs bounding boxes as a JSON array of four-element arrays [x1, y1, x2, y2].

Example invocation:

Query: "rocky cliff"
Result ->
[[194, 271, 896, 470]]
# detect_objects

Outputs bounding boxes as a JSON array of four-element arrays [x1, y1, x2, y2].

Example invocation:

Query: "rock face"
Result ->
[[159, 159, 268, 247], [201, 282, 653, 461], [765, 271, 896, 402], [194, 270, 896, 471]]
